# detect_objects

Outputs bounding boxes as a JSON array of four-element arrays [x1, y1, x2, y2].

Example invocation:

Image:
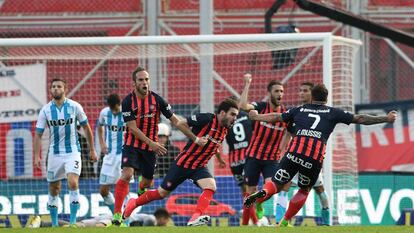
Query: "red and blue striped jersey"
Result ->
[[282, 103, 354, 162]]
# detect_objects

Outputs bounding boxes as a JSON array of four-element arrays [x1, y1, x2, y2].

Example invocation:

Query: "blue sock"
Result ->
[[48, 205, 58, 227], [69, 202, 79, 224], [321, 208, 330, 225], [108, 204, 114, 213], [275, 204, 286, 224]]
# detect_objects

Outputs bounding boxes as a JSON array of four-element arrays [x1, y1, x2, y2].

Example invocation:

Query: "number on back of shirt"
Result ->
[[233, 123, 246, 141], [308, 113, 320, 129]]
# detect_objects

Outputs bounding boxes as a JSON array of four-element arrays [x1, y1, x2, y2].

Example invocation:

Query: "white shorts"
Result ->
[[47, 152, 81, 182], [291, 171, 324, 187], [99, 153, 122, 185]]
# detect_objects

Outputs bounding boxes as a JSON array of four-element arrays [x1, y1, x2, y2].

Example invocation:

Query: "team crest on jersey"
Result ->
[[166, 181, 172, 188], [150, 105, 155, 111], [123, 157, 128, 163]]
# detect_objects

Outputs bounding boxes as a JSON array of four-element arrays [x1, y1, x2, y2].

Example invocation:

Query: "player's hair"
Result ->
[[154, 208, 170, 219], [50, 78, 67, 88], [267, 80, 283, 92], [300, 81, 314, 89], [107, 93, 121, 109], [131, 66, 146, 82], [217, 97, 239, 113], [311, 83, 328, 102]]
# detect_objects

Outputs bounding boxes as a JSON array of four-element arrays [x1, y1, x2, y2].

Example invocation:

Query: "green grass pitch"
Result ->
[[1, 226, 413, 233]]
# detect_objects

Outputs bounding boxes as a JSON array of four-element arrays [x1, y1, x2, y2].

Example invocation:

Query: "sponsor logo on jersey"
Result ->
[[260, 121, 284, 130], [286, 153, 312, 169], [48, 118, 74, 127], [300, 108, 330, 113]]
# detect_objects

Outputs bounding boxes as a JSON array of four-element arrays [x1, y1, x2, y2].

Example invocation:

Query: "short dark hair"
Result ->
[[154, 208, 170, 219], [267, 80, 283, 92], [217, 97, 239, 113], [107, 94, 121, 109], [300, 82, 314, 89], [50, 78, 67, 88], [311, 83, 328, 102], [132, 66, 146, 81]]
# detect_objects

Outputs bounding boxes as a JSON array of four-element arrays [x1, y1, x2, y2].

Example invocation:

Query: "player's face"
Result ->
[[50, 81, 66, 100], [269, 84, 284, 106], [221, 107, 239, 128], [299, 85, 312, 104], [156, 216, 169, 226], [134, 71, 150, 96], [110, 104, 121, 114]]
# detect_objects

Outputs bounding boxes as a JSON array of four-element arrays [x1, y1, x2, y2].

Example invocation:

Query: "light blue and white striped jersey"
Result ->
[[98, 107, 125, 155], [36, 98, 88, 156]]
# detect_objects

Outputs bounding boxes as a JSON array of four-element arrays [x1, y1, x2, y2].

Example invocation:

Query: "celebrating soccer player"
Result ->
[[34, 78, 98, 227], [112, 66, 206, 226], [122, 98, 239, 226], [244, 84, 397, 227], [239, 73, 289, 225]]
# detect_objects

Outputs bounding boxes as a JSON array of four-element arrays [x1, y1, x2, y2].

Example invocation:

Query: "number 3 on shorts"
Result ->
[[74, 161, 80, 169]]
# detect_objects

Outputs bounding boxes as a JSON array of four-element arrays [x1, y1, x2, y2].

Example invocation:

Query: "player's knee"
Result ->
[[314, 185, 324, 193], [100, 186, 109, 196], [68, 179, 78, 190]]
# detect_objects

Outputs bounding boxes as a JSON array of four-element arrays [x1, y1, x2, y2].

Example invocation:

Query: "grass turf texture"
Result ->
[[1, 226, 412, 233]]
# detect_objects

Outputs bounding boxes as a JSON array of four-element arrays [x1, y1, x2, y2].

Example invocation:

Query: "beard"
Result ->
[[271, 97, 280, 106], [53, 93, 63, 100], [137, 86, 149, 96]]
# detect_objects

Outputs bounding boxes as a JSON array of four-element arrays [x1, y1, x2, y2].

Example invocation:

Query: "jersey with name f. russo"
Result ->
[[35, 98, 88, 156], [225, 111, 252, 166], [176, 113, 228, 169], [281, 103, 353, 162], [246, 101, 287, 160], [122, 91, 173, 151]]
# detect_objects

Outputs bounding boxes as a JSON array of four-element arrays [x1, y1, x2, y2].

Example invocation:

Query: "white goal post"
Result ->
[[0, 33, 361, 226]]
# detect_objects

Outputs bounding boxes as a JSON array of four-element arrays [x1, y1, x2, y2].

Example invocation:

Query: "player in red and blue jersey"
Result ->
[[244, 84, 397, 227], [122, 98, 239, 226], [239, 73, 289, 225], [112, 66, 205, 225]]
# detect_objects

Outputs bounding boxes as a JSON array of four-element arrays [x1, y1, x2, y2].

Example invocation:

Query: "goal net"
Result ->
[[0, 33, 361, 226]]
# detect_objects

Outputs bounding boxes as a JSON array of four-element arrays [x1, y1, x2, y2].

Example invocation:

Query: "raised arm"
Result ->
[[351, 110, 397, 125], [239, 73, 255, 111], [248, 110, 284, 123]]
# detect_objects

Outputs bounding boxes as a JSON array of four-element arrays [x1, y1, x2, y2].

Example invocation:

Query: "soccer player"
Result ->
[[244, 84, 397, 227], [122, 98, 239, 226], [217, 97, 256, 224], [112, 66, 206, 225], [277, 82, 331, 225], [239, 73, 288, 225], [97, 93, 126, 213], [34, 78, 98, 227]]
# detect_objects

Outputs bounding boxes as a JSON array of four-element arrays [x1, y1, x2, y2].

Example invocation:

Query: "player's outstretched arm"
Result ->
[[82, 123, 98, 162], [173, 116, 208, 147], [351, 110, 397, 125], [248, 110, 283, 123], [239, 73, 255, 111]]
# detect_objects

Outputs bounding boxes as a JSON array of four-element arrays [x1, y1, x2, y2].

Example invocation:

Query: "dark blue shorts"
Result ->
[[271, 152, 322, 189], [121, 146, 156, 180], [161, 163, 213, 191], [244, 157, 278, 186]]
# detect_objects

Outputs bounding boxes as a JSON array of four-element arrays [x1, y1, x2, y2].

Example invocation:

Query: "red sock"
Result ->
[[195, 189, 215, 215], [250, 205, 258, 224], [134, 189, 163, 206], [242, 192, 250, 225], [257, 181, 278, 203], [114, 179, 129, 214], [284, 189, 309, 220]]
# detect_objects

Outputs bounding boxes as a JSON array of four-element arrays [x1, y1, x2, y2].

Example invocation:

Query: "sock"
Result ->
[[114, 179, 130, 214], [275, 191, 288, 223], [317, 191, 329, 209], [134, 189, 163, 206], [249, 205, 258, 224], [321, 208, 330, 225], [102, 192, 115, 213], [257, 181, 278, 203], [47, 194, 59, 227], [284, 189, 309, 221], [194, 189, 215, 216], [242, 192, 250, 225], [69, 189, 80, 224]]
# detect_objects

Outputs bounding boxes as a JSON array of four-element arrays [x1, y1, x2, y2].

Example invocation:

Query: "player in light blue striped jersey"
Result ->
[[34, 78, 97, 227], [97, 94, 126, 214]]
